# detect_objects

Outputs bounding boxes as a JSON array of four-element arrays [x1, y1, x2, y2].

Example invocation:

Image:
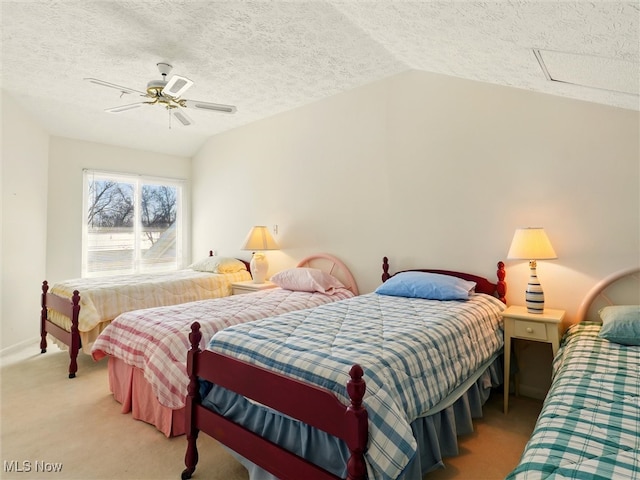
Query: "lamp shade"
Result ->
[[507, 227, 557, 260], [241, 226, 279, 251]]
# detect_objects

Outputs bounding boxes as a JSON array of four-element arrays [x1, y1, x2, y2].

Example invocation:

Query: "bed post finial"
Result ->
[[189, 322, 202, 351], [346, 364, 368, 480], [497, 261, 506, 304], [382, 257, 390, 282]]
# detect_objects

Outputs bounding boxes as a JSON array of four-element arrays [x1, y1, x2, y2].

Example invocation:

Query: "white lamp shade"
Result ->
[[241, 226, 279, 251], [507, 227, 557, 260]]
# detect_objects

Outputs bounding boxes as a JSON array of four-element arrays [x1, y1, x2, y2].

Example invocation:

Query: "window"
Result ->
[[82, 170, 185, 277]]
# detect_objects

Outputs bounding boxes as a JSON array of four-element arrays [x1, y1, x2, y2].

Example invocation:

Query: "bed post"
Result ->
[[68, 290, 81, 378], [182, 322, 202, 480], [345, 364, 368, 480], [496, 261, 506, 304], [40, 281, 49, 353], [381, 257, 390, 282]]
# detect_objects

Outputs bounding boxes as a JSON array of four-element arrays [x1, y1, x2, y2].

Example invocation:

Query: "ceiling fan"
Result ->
[[84, 62, 236, 126]]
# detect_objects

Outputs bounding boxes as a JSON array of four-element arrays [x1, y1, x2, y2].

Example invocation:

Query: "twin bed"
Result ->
[[182, 258, 508, 480], [40, 252, 251, 377], [90, 253, 359, 437], [179, 262, 638, 480], [506, 267, 640, 479]]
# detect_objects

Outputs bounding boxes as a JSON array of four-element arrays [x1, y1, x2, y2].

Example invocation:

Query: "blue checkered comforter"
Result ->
[[206, 292, 505, 480], [507, 322, 640, 479]]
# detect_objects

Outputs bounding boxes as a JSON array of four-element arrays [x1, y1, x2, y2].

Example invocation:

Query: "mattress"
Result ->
[[506, 322, 640, 479], [91, 287, 355, 409], [203, 292, 506, 480]]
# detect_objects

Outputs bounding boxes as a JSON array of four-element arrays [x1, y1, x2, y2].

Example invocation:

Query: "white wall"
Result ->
[[46, 137, 192, 284], [193, 70, 639, 320], [1, 93, 50, 351], [192, 73, 390, 278], [192, 70, 639, 397]]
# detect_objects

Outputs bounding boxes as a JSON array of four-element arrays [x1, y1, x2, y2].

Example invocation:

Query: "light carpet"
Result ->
[[0, 342, 541, 480]]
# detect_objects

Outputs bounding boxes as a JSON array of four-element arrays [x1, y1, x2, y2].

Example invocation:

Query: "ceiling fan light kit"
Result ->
[[84, 62, 236, 126]]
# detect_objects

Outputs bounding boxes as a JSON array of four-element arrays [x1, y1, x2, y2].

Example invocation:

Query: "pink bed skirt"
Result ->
[[108, 357, 185, 437]]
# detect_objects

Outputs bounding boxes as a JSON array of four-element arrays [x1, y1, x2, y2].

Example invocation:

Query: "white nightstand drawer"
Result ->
[[513, 320, 548, 341]]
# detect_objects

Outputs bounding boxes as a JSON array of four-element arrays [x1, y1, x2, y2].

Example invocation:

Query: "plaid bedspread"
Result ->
[[206, 293, 505, 480], [507, 322, 640, 479], [49, 269, 252, 332], [91, 287, 354, 409]]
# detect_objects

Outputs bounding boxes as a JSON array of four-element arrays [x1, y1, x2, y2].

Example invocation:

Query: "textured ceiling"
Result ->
[[2, 1, 638, 157]]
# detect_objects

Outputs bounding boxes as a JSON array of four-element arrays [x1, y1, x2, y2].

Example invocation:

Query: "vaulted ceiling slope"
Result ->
[[2, 1, 638, 157]]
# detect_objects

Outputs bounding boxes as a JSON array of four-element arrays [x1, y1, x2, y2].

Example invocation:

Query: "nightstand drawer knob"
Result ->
[[512, 319, 548, 341]]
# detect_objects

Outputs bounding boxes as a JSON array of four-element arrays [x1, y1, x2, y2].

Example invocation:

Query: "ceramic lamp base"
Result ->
[[250, 253, 268, 284], [525, 264, 545, 314]]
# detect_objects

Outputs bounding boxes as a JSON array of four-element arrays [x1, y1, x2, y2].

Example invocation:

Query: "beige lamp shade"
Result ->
[[507, 227, 557, 260], [241, 226, 278, 284], [241, 226, 279, 251]]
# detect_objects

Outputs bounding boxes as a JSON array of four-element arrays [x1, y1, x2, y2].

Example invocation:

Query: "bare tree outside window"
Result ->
[[141, 184, 177, 243], [88, 180, 134, 228], [83, 172, 182, 277]]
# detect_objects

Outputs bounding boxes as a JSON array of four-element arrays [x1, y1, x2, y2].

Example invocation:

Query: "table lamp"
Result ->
[[507, 227, 557, 313], [241, 226, 279, 284]]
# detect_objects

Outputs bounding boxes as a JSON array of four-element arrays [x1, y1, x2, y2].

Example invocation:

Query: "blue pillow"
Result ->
[[598, 305, 640, 346], [375, 271, 476, 301]]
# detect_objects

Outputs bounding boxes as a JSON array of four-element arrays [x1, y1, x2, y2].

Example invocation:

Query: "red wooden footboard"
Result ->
[[40, 250, 237, 379], [182, 322, 368, 480], [40, 281, 81, 378]]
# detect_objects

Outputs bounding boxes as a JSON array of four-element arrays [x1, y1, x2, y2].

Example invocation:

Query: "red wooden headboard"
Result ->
[[381, 256, 506, 303]]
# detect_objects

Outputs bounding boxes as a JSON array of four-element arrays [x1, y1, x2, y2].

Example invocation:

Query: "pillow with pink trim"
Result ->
[[271, 268, 346, 295]]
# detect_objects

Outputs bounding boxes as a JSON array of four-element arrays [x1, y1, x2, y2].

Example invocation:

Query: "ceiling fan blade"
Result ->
[[172, 109, 193, 126], [105, 102, 147, 113], [162, 74, 193, 98], [85, 78, 147, 96], [183, 99, 237, 114]]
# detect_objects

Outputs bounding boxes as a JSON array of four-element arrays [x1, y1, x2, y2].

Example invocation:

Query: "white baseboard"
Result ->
[[518, 384, 548, 400], [0, 336, 40, 358]]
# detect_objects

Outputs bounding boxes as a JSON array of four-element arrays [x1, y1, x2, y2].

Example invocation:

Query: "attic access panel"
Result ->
[[534, 49, 639, 95]]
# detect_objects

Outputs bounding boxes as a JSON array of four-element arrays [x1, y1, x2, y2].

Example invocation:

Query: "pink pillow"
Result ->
[[271, 268, 345, 294]]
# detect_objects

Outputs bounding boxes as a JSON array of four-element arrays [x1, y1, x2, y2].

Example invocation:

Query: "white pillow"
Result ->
[[189, 256, 247, 274], [271, 268, 345, 294]]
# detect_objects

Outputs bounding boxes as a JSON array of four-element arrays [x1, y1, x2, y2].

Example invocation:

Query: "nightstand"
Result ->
[[231, 280, 277, 295], [502, 305, 565, 413]]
